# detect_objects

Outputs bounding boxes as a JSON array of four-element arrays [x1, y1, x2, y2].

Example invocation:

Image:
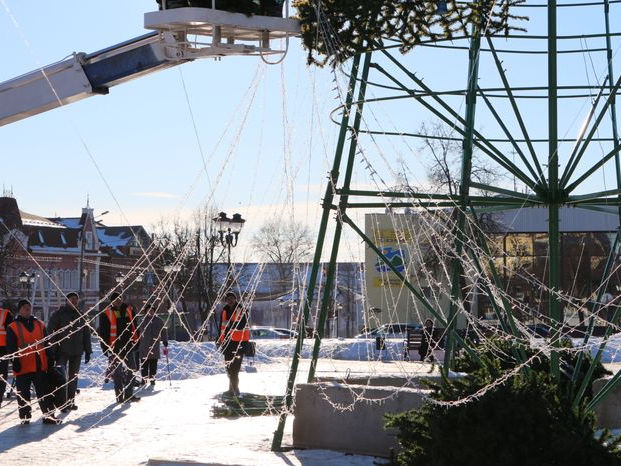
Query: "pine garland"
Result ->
[[293, 0, 528, 66]]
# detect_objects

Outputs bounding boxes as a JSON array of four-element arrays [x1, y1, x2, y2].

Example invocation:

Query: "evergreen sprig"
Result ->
[[386, 370, 621, 466], [384, 339, 621, 465], [293, 0, 528, 67]]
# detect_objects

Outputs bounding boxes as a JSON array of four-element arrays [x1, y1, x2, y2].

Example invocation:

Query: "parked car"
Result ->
[[272, 328, 298, 339], [355, 323, 422, 340], [249, 326, 291, 339], [526, 324, 551, 338]]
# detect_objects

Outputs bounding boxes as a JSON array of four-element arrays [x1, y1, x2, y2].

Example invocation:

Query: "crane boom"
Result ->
[[0, 32, 191, 127], [0, 7, 300, 127]]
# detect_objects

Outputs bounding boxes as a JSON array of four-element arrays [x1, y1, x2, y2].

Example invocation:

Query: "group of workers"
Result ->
[[0, 289, 247, 425], [0, 291, 172, 424]]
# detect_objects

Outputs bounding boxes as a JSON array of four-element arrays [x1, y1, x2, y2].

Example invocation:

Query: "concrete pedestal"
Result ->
[[292, 382, 428, 457]]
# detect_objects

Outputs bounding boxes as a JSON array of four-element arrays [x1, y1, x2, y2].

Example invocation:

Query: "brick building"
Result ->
[[0, 195, 152, 320]]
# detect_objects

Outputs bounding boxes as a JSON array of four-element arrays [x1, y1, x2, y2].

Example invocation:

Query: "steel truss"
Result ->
[[273, 0, 621, 450]]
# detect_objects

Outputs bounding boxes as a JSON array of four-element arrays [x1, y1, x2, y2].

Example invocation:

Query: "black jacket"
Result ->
[[47, 305, 92, 357], [6, 315, 53, 371], [98, 303, 139, 360], [0, 309, 13, 356]]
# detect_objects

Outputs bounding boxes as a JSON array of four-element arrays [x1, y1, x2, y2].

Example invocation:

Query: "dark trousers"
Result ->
[[15, 371, 54, 419], [223, 342, 244, 393], [0, 348, 8, 404], [110, 357, 134, 403], [57, 353, 81, 405], [141, 358, 158, 380]]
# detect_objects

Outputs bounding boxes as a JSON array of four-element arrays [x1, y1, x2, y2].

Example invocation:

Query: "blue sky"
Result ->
[[0, 1, 347, 261], [0, 2, 620, 263]]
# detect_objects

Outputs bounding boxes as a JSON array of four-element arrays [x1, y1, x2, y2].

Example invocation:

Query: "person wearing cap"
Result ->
[[137, 301, 168, 386], [6, 299, 61, 424], [47, 292, 92, 412], [99, 292, 140, 403], [217, 292, 250, 396], [0, 303, 13, 408]]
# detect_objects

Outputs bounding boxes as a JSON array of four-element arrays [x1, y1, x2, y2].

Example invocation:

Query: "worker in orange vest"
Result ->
[[6, 299, 61, 424], [98, 292, 140, 403], [0, 304, 13, 407], [217, 292, 249, 396]]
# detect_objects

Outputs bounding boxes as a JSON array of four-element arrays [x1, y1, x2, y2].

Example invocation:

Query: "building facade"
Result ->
[[364, 208, 621, 329], [0, 196, 152, 320]]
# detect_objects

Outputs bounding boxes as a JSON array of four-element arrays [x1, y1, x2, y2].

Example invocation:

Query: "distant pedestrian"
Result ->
[[217, 292, 249, 396], [137, 301, 168, 386], [601, 290, 616, 323], [0, 304, 13, 407], [418, 319, 435, 362], [6, 299, 61, 424], [99, 292, 140, 403], [47, 292, 92, 412]]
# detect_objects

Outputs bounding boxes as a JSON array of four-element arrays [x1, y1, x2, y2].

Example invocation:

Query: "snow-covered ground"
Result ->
[[0, 338, 410, 466], [4, 335, 621, 465]]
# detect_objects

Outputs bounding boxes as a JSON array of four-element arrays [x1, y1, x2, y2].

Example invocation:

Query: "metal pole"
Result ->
[[308, 53, 371, 383], [604, 0, 621, 223], [196, 229, 202, 323], [547, 1, 562, 381], [226, 231, 232, 288], [444, 21, 482, 373], [271, 53, 362, 452], [308, 52, 372, 382]]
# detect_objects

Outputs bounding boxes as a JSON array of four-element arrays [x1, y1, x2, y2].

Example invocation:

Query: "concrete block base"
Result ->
[[292, 382, 428, 457], [594, 377, 621, 429]]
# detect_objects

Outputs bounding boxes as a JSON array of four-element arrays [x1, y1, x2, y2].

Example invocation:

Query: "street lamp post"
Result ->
[[212, 212, 245, 286], [19, 271, 36, 301], [135, 272, 144, 303], [335, 303, 343, 338]]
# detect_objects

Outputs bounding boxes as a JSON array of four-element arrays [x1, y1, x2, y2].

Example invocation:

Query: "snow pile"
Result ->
[[585, 334, 621, 364], [77, 337, 409, 388]]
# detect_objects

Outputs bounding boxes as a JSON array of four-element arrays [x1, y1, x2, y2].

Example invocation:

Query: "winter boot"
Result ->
[[43, 414, 62, 425]]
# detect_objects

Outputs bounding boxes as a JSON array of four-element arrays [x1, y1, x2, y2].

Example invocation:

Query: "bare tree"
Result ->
[[150, 206, 228, 340], [252, 220, 315, 288], [417, 120, 504, 197], [151, 217, 204, 338], [392, 120, 507, 318]]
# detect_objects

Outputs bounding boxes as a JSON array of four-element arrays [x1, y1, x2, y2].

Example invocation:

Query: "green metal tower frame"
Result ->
[[272, 0, 621, 450]]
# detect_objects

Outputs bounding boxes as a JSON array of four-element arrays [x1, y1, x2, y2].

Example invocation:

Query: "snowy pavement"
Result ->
[[0, 340, 407, 465], [0, 364, 382, 465], [5, 333, 620, 465]]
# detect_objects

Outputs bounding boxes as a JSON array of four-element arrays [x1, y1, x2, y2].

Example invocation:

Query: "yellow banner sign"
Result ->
[[373, 228, 412, 244], [372, 276, 405, 288]]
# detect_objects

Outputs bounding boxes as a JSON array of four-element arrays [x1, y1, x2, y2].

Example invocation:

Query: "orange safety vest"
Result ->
[[0, 308, 10, 346], [9, 319, 48, 376], [219, 305, 249, 343], [105, 305, 139, 346]]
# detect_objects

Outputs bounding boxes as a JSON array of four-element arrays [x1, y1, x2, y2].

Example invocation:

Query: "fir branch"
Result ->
[[293, 0, 529, 67]]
